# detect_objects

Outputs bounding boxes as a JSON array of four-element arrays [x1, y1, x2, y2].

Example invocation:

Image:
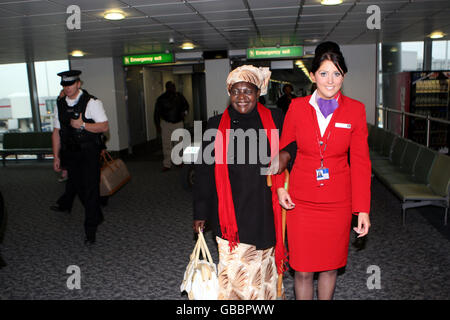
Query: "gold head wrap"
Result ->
[[226, 65, 271, 96]]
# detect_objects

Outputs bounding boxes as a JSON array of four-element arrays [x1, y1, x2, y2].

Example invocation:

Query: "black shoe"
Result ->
[[84, 237, 96, 247], [0, 254, 6, 268], [84, 230, 96, 247], [50, 205, 71, 213]]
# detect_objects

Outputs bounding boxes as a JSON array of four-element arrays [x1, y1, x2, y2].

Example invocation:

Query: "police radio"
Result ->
[[71, 105, 81, 120]]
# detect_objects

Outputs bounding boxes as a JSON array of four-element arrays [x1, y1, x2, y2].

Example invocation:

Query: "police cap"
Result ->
[[57, 70, 81, 86]]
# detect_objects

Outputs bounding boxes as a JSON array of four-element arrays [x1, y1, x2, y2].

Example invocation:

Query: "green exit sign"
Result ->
[[247, 46, 303, 59], [123, 53, 174, 65]]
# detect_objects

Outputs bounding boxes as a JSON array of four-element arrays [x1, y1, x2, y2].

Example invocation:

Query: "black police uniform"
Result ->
[[56, 71, 104, 244]]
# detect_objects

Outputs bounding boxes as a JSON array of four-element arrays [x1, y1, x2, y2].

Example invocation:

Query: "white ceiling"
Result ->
[[0, 0, 449, 64]]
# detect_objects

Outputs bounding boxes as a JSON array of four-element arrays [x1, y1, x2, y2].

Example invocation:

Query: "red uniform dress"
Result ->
[[277, 93, 371, 272]]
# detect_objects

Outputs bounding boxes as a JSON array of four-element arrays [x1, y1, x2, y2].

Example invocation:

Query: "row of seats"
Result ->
[[0, 132, 53, 166], [367, 124, 449, 226]]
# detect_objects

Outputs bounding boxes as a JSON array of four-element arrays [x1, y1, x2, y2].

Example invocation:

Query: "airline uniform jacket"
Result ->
[[276, 93, 372, 214]]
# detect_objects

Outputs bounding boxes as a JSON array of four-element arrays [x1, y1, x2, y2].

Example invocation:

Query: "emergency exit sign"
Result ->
[[247, 46, 303, 59], [123, 53, 174, 65]]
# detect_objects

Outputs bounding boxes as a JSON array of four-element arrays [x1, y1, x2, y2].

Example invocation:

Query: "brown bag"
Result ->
[[100, 151, 131, 196]]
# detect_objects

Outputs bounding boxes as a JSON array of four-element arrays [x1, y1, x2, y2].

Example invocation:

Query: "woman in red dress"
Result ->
[[274, 41, 371, 300]]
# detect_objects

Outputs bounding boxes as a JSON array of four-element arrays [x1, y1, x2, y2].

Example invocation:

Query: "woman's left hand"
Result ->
[[353, 212, 370, 238]]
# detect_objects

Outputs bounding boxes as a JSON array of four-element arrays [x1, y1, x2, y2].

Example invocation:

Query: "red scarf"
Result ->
[[214, 103, 287, 274]]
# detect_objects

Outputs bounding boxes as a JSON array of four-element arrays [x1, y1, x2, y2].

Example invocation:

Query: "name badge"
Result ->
[[335, 122, 351, 129], [316, 168, 330, 181]]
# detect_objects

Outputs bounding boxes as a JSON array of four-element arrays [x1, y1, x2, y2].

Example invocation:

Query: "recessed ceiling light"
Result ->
[[181, 42, 194, 50], [390, 47, 398, 53], [104, 10, 125, 20], [321, 0, 343, 5], [71, 50, 84, 57], [429, 31, 445, 39]]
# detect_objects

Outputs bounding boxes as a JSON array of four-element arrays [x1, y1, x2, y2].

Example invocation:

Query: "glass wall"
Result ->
[[432, 40, 450, 70], [401, 41, 424, 71], [0, 63, 32, 136], [34, 60, 69, 131]]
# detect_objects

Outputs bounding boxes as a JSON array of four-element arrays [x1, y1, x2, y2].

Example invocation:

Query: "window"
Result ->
[[401, 41, 424, 71], [34, 60, 69, 132], [432, 40, 450, 70], [0, 63, 32, 135]]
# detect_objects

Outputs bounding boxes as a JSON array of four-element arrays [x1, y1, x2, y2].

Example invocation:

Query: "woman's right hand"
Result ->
[[53, 157, 61, 172], [193, 220, 205, 233], [277, 188, 295, 210], [267, 150, 291, 175]]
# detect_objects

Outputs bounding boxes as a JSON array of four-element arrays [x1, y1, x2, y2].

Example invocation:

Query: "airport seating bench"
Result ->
[[0, 132, 53, 166], [367, 124, 449, 225]]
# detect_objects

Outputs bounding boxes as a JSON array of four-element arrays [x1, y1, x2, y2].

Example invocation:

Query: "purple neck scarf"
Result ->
[[317, 96, 339, 118]]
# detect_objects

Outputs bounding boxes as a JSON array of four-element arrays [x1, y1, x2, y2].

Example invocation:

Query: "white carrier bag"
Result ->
[[180, 229, 218, 300]]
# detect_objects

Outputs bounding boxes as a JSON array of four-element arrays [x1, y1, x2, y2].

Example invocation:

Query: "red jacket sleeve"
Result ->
[[350, 103, 372, 214], [273, 98, 299, 190]]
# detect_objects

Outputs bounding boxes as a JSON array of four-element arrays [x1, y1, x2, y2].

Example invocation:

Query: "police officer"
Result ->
[[51, 70, 109, 246]]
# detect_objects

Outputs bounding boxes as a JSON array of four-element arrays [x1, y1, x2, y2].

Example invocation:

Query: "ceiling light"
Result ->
[[321, 0, 343, 5], [181, 42, 194, 50], [71, 50, 84, 57], [390, 47, 398, 53], [104, 10, 125, 21], [429, 31, 445, 39]]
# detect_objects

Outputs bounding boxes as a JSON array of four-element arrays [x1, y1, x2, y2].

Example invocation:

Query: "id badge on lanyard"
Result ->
[[315, 131, 331, 185]]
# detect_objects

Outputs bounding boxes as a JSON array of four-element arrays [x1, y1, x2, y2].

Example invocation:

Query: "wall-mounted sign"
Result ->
[[247, 46, 304, 59], [123, 53, 174, 65]]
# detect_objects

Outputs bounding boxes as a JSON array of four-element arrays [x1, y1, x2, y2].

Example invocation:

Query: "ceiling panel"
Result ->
[[247, 0, 301, 9], [153, 13, 204, 24], [302, 3, 354, 16], [189, 0, 246, 12], [255, 16, 298, 25], [251, 7, 300, 18], [51, 0, 129, 11], [132, 3, 193, 16], [208, 19, 252, 28], [0, 0, 65, 15], [201, 10, 248, 21]]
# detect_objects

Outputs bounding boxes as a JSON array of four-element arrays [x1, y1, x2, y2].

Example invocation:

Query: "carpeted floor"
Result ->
[[0, 156, 449, 300]]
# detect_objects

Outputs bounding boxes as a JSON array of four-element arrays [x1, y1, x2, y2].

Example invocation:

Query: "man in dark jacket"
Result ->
[[276, 84, 296, 114], [154, 81, 189, 171]]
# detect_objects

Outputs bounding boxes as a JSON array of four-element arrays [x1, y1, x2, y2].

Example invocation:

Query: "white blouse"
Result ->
[[53, 90, 108, 129], [308, 90, 338, 137]]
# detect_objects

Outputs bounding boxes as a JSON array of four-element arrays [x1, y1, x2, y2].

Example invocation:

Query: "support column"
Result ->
[[204, 58, 230, 119], [423, 38, 432, 71], [26, 59, 42, 132]]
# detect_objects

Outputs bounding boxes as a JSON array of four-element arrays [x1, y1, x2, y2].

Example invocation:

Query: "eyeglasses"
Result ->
[[230, 88, 256, 96]]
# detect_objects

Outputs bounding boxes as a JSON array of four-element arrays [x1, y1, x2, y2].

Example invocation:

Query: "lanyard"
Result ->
[[315, 130, 331, 168], [311, 107, 333, 169]]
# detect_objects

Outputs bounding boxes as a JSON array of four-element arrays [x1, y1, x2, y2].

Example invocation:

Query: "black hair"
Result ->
[[283, 84, 294, 92], [165, 81, 175, 90], [311, 41, 348, 75]]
